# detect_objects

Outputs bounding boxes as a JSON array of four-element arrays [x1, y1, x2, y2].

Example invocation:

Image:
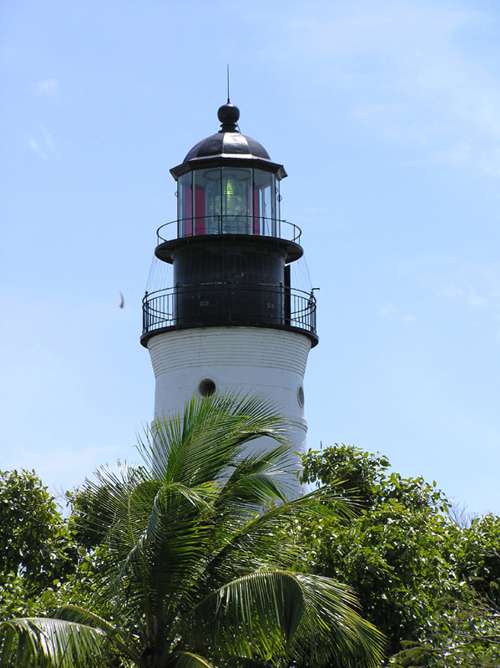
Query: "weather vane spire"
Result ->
[[226, 64, 230, 103]]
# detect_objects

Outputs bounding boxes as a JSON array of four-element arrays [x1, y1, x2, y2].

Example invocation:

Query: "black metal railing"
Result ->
[[142, 283, 317, 340], [156, 216, 302, 245]]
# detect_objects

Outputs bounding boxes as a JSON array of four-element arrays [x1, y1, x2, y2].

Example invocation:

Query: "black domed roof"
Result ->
[[170, 102, 287, 180], [184, 131, 271, 162], [184, 102, 270, 161]]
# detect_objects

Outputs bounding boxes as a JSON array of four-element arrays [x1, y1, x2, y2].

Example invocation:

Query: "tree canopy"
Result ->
[[0, 469, 77, 620], [0, 397, 384, 667], [299, 444, 500, 666], [1, 424, 498, 666]]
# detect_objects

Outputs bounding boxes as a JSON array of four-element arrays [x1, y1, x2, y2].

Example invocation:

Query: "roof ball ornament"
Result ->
[[217, 102, 240, 132]]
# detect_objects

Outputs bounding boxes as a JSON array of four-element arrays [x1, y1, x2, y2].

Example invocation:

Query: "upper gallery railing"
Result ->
[[156, 215, 302, 245]]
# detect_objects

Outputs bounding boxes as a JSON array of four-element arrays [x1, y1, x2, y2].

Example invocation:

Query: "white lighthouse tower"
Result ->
[[141, 100, 318, 454]]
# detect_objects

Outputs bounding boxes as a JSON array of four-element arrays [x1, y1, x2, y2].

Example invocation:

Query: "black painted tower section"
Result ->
[[141, 102, 318, 347]]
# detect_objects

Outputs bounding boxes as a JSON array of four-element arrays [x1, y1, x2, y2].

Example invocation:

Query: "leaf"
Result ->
[[191, 570, 385, 666], [174, 651, 216, 667], [55, 605, 141, 662], [0, 617, 109, 667]]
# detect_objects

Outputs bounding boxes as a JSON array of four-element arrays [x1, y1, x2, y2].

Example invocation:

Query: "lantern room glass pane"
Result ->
[[253, 170, 276, 236], [222, 168, 252, 234], [178, 173, 193, 237], [276, 179, 281, 220], [193, 168, 222, 235]]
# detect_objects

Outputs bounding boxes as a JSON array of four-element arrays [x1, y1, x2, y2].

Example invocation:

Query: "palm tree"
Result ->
[[0, 394, 385, 667]]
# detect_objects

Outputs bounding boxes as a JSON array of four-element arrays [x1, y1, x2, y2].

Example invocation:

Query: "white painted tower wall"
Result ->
[[147, 326, 312, 453]]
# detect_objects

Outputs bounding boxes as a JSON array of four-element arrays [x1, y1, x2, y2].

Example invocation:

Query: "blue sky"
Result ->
[[1, 0, 499, 513]]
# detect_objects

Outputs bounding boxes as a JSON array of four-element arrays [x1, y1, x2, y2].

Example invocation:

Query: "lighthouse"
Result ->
[[141, 100, 318, 456]]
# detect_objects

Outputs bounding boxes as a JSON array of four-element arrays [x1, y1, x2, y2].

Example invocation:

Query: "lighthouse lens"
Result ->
[[222, 168, 252, 233]]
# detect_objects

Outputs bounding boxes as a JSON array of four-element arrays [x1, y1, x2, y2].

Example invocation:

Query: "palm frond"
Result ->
[[190, 570, 385, 667], [173, 650, 216, 667], [105, 479, 220, 643], [76, 464, 156, 553], [54, 604, 115, 633], [203, 485, 356, 590], [289, 574, 386, 667], [55, 605, 141, 662], [190, 570, 306, 659], [216, 442, 296, 508], [142, 394, 288, 487], [226, 660, 273, 668], [0, 617, 109, 667]]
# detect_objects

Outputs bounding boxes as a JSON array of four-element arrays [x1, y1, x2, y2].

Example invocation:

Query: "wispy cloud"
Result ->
[[408, 257, 500, 306], [267, 1, 500, 177], [378, 303, 417, 325], [34, 78, 59, 97], [28, 137, 48, 159], [28, 124, 58, 159], [437, 284, 489, 308], [400, 255, 500, 336]]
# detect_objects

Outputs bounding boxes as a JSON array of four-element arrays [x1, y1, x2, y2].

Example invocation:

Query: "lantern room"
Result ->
[[169, 102, 288, 239], [176, 167, 280, 236]]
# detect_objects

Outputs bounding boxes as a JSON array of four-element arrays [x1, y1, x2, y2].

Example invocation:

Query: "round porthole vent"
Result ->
[[198, 378, 216, 397], [297, 386, 305, 407]]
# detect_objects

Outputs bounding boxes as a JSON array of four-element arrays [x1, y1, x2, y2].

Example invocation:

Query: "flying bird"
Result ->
[[119, 292, 125, 309]]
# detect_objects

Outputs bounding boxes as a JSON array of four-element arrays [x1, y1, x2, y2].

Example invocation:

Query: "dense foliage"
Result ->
[[0, 398, 383, 667], [0, 469, 74, 584], [1, 433, 498, 666], [0, 469, 77, 619], [299, 445, 500, 666]]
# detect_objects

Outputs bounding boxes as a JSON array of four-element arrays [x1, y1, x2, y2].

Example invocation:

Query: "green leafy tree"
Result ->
[[457, 514, 500, 606], [299, 444, 500, 663], [0, 469, 77, 618], [66, 480, 116, 551], [389, 597, 500, 667], [0, 397, 385, 668]]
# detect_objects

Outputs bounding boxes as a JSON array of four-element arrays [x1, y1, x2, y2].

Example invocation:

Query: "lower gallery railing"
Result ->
[[142, 283, 317, 340]]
